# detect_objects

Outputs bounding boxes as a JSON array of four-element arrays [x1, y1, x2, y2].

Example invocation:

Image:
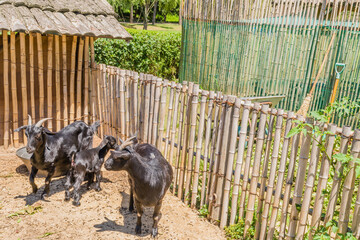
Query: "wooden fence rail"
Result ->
[[91, 64, 360, 239]]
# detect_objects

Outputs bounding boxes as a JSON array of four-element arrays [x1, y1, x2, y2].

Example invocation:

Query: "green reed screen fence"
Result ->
[[179, 0, 360, 127]]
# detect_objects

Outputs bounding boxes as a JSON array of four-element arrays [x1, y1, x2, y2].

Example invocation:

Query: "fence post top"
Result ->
[[227, 95, 236, 104], [270, 108, 277, 115], [341, 125, 352, 138], [201, 90, 209, 97], [209, 91, 215, 99], [277, 108, 284, 115], [287, 111, 295, 119], [171, 81, 176, 88], [260, 104, 270, 112], [192, 84, 200, 95], [353, 129, 360, 140], [156, 78, 162, 86], [234, 98, 241, 108]]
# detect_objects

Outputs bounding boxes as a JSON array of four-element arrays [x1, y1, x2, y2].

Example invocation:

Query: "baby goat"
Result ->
[[65, 135, 117, 206], [104, 136, 173, 237]]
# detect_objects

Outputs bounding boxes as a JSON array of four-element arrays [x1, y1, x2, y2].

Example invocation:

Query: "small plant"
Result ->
[[198, 204, 209, 218], [224, 219, 255, 240], [310, 220, 357, 240], [8, 205, 43, 218], [38, 232, 55, 239]]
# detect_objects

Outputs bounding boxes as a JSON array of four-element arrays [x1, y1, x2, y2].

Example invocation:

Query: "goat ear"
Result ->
[[111, 150, 131, 161], [14, 125, 28, 132]]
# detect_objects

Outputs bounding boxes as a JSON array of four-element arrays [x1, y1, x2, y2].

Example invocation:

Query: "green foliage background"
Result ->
[[94, 28, 181, 80]]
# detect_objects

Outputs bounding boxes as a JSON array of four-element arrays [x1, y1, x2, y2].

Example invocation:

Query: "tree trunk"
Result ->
[[143, 3, 149, 30], [164, 15, 167, 23], [152, 1, 157, 25], [179, 0, 182, 25], [130, 4, 134, 23]]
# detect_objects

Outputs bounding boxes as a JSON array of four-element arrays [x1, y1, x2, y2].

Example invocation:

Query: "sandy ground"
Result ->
[[0, 137, 225, 240]]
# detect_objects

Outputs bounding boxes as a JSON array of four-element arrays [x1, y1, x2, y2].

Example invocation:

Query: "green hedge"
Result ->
[[94, 29, 181, 80]]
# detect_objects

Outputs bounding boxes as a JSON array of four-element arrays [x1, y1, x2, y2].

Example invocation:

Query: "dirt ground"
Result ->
[[0, 137, 225, 240]]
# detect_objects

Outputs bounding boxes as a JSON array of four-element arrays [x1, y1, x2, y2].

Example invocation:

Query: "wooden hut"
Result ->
[[0, 0, 132, 149]]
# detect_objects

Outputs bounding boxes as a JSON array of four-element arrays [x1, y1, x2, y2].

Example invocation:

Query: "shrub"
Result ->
[[94, 28, 181, 80]]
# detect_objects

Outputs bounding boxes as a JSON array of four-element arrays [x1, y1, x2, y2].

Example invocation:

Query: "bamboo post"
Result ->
[[3, 31, 10, 148], [90, 37, 96, 123], [338, 129, 360, 234], [208, 95, 227, 218], [69, 36, 77, 123], [36, 33, 44, 121], [287, 118, 314, 239], [296, 133, 324, 239], [267, 112, 295, 239], [143, 75, 151, 143], [29, 34, 35, 121], [157, 79, 169, 150], [84, 37, 90, 124], [148, 75, 156, 142], [259, 109, 284, 240], [61, 35, 68, 126], [353, 184, 360, 238], [76, 37, 84, 121], [244, 104, 270, 235], [184, 84, 199, 202], [191, 90, 208, 208], [47, 35, 53, 131], [178, 82, 193, 199], [200, 91, 215, 207], [100, 65, 107, 134], [119, 70, 126, 139], [20, 33, 27, 143], [55, 35, 61, 131], [112, 68, 118, 137], [132, 72, 139, 135], [125, 70, 131, 137], [164, 82, 176, 156], [238, 103, 261, 219], [96, 65, 104, 136], [324, 126, 352, 224], [278, 115, 302, 239], [10, 32, 19, 147], [170, 83, 181, 189], [152, 78, 163, 145], [220, 97, 241, 228], [255, 108, 277, 238], [229, 100, 251, 225], [309, 124, 337, 239], [138, 73, 144, 142]]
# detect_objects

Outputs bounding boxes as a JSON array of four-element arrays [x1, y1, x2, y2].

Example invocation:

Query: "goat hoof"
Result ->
[[95, 187, 102, 192], [32, 187, 38, 194], [129, 206, 134, 213], [135, 225, 141, 234], [72, 201, 81, 207], [151, 228, 158, 238], [41, 193, 48, 200], [64, 197, 70, 202]]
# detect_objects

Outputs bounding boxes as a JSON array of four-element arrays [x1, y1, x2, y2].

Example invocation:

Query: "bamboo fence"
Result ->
[[87, 65, 360, 239], [179, 0, 360, 127]]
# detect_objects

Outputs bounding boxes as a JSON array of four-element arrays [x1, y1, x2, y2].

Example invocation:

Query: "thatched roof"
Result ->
[[0, 0, 132, 40]]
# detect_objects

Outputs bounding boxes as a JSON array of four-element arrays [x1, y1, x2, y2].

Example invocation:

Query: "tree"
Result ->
[[158, 0, 179, 22]]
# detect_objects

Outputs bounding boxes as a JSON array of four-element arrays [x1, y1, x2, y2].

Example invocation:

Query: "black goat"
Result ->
[[15, 115, 100, 199], [104, 136, 173, 237], [65, 135, 117, 206]]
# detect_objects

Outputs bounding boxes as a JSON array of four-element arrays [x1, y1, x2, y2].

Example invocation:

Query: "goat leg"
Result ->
[[152, 200, 162, 238], [86, 172, 94, 190], [64, 170, 73, 201], [41, 168, 55, 200], [29, 166, 38, 194], [94, 171, 102, 192], [134, 199, 143, 234], [73, 171, 85, 206], [128, 178, 134, 212]]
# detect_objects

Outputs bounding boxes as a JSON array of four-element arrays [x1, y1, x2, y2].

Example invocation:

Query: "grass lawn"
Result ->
[[122, 22, 181, 32]]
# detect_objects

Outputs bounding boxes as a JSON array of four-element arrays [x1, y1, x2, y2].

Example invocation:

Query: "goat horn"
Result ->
[[35, 118, 52, 127], [118, 137, 124, 144], [28, 115, 32, 125], [119, 136, 137, 149]]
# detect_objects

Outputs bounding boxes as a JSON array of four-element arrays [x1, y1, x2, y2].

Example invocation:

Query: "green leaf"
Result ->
[[287, 127, 302, 138]]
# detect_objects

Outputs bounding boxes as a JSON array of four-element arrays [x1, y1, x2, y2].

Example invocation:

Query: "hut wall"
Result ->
[[0, 32, 94, 148]]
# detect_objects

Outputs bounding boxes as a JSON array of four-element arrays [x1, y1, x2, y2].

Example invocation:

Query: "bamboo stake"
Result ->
[[209, 95, 228, 221], [238, 103, 261, 219], [278, 115, 302, 239], [220, 97, 241, 228], [20, 33, 27, 143], [76, 37, 84, 121], [184, 84, 199, 202], [90, 37, 96, 123], [191, 90, 208, 208], [125, 70, 131, 138], [352, 183, 360, 237], [152, 78, 162, 146], [55, 35, 61, 131], [29, 34, 35, 121], [244, 104, 270, 235], [259, 109, 284, 240], [10, 32, 19, 147], [143, 75, 151, 143], [148, 75, 156, 142], [309, 124, 337, 239], [267, 112, 295, 239], [37, 33, 44, 121], [157, 79, 169, 150], [3, 31, 10, 148], [112, 68, 118, 137], [69, 36, 77, 123], [200, 91, 215, 208], [338, 129, 360, 234], [324, 126, 352, 225], [138, 73, 145, 142], [47, 35, 53, 131], [296, 133, 324, 239], [170, 83, 182, 190], [229, 100, 251, 225], [97, 65, 104, 136], [164, 82, 176, 156], [287, 118, 314, 239], [62, 35, 68, 126], [255, 108, 277, 238], [119, 70, 126, 139], [84, 37, 90, 124], [132, 72, 139, 135]]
